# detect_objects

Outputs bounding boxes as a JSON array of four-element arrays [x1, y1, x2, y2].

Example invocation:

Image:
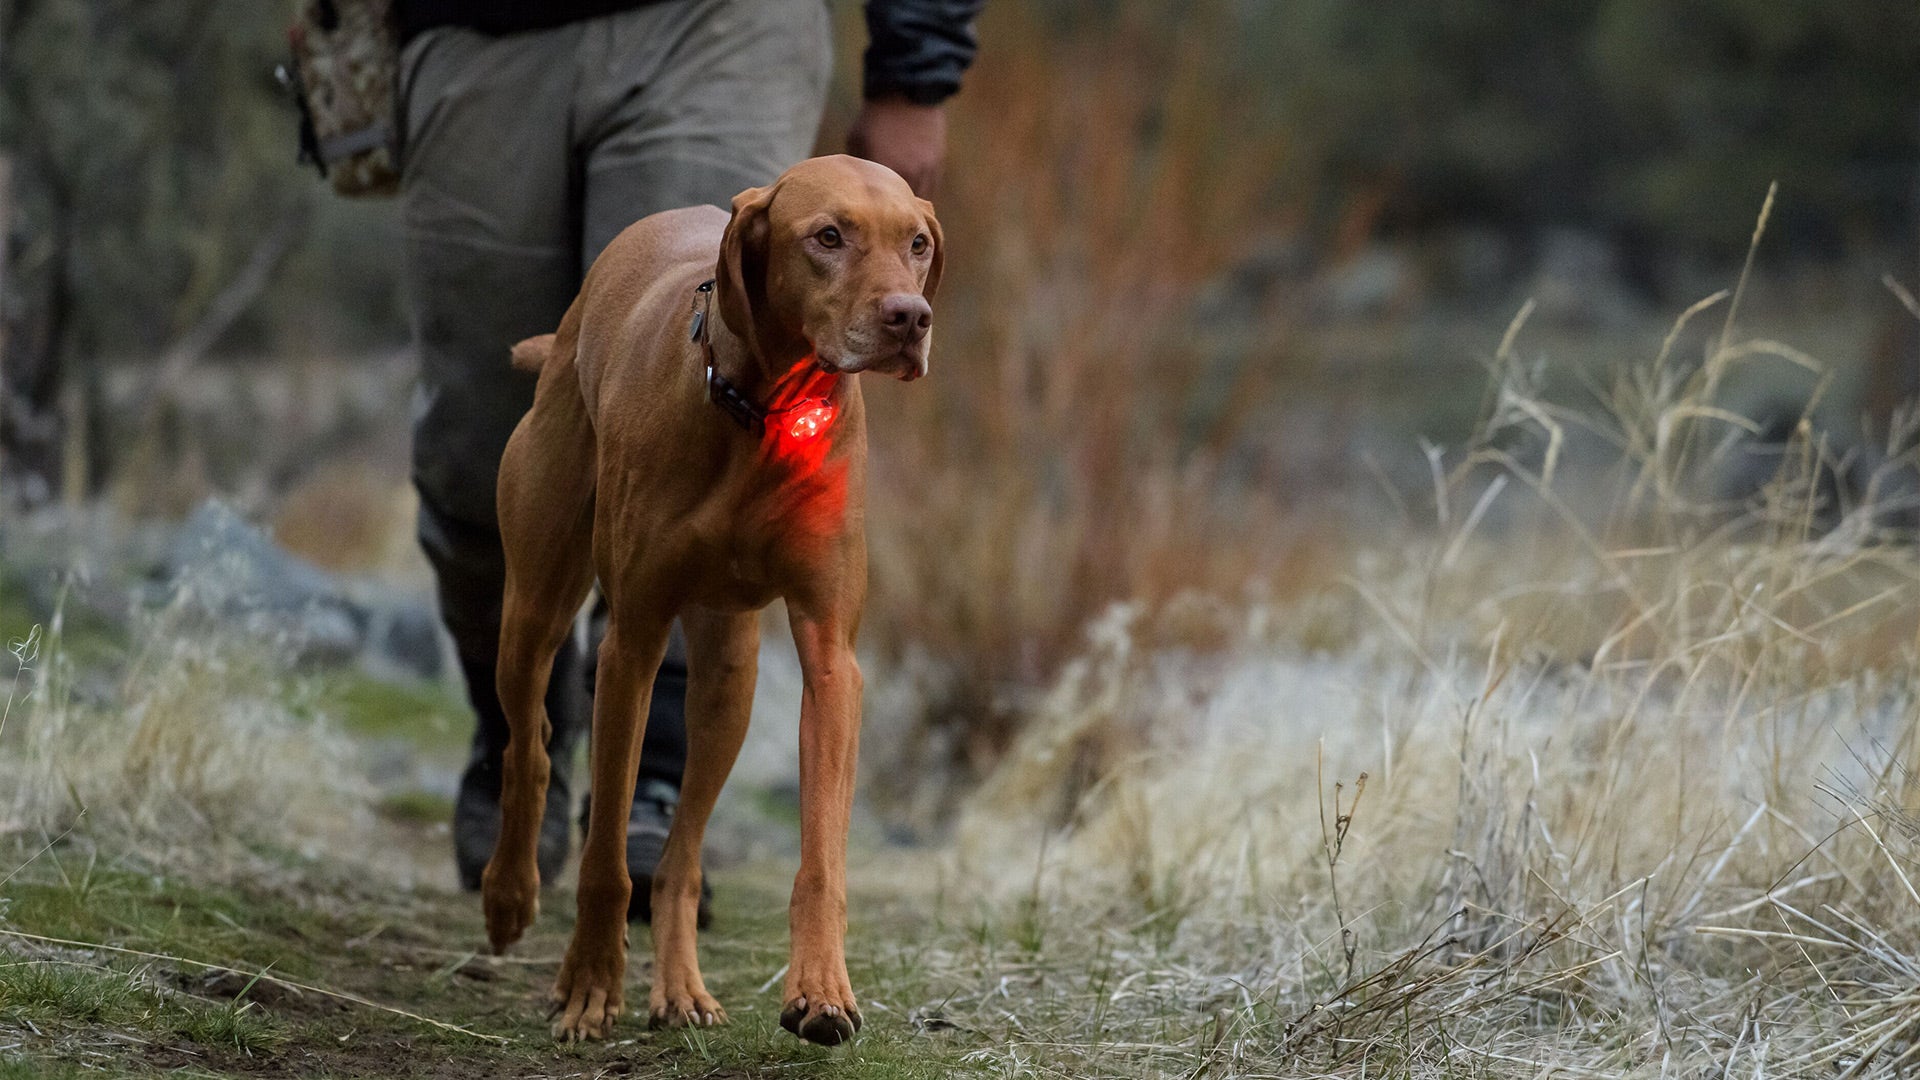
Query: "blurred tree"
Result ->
[[1246, 0, 1917, 268], [1591, 0, 1920, 252], [0, 0, 364, 504], [0, 0, 1914, 506]]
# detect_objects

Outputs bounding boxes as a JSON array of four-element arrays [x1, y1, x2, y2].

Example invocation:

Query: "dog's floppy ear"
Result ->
[[918, 199, 945, 302], [717, 182, 776, 352]]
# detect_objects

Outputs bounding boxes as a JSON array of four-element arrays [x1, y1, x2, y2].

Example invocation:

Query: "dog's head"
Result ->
[[717, 155, 943, 382]]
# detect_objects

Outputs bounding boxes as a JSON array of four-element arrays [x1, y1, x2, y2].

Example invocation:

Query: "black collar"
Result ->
[[691, 279, 768, 438]]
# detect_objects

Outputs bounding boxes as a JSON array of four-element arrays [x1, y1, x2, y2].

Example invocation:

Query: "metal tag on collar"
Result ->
[[689, 279, 713, 343]]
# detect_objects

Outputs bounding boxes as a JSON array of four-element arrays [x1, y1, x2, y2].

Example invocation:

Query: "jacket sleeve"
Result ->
[[863, 0, 987, 105]]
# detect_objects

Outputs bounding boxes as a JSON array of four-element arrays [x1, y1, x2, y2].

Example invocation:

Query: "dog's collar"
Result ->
[[693, 280, 841, 444], [691, 279, 769, 438]]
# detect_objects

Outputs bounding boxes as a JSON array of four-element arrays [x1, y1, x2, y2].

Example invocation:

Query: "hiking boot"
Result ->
[[598, 778, 712, 927], [445, 644, 585, 893], [453, 747, 573, 892]]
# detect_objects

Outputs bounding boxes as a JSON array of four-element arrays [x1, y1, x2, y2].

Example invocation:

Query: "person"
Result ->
[[395, 0, 984, 919]]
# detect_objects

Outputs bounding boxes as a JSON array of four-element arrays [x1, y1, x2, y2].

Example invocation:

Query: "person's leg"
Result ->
[[575, 0, 834, 255], [571, 0, 833, 920], [399, 22, 589, 889]]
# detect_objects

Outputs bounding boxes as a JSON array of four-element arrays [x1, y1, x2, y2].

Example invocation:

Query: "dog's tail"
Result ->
[[510, 333, 556, 374]]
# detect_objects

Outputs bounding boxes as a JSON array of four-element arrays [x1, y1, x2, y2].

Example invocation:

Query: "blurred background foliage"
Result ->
[[0, 0, 1911, 375], [0, 0, 1915, 779], [1263, 0, 1918, 254]]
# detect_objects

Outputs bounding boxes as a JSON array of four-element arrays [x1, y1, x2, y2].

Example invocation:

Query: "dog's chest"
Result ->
[[680, 468, 852, 610]]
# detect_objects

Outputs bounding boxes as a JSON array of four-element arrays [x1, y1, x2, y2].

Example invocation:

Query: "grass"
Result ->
[[851, 0, 1319, 804], [0, 844, 1026, 1077], [306, 667, 471, 758], [11, 252, 1920, 1074], [377, 789, 455, 825]]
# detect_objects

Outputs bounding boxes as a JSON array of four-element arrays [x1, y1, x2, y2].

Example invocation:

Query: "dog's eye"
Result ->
[[911, 234, 929, 256], [816, 226, 842, 249]]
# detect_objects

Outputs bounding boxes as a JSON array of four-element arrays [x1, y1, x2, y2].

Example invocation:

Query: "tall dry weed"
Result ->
[[947, 195, 1920, 1073], [861, 2, 1322, 793], [0, 572, 374, 870]]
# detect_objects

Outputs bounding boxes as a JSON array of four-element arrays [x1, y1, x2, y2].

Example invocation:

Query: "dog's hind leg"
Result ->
[[482, 351, 597, 956], [647, 606, 759, 1030]]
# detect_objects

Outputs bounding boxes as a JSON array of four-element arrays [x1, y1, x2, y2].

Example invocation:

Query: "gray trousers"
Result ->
[[399, 0, 831, 783]]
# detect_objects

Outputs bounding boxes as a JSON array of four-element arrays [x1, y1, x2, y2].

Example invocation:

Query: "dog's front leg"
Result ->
[[779, 605, 864, 1046], [550, 607, 671, 1042], [647, 607, 759, 1030]]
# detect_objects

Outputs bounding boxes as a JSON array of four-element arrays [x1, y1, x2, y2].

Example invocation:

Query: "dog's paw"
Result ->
[[548, 953, 624, 1041], [648, 989, 727, 1030], [480, 860, 540, 955], [779, 994, 862, 1046]]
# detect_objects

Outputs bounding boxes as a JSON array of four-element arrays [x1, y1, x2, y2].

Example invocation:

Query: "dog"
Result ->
[[479, 155, 942, 1048]]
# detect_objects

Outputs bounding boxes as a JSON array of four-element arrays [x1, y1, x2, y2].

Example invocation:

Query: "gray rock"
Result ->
[[160, 500, 447, 679], [1192, 236, 1313, 327], [358, 602, 448, 682]]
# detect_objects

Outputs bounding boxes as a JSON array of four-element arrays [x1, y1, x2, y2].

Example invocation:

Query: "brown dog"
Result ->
[[479, 155, 942, 1047]]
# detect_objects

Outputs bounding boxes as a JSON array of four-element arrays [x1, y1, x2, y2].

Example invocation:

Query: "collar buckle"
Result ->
[[706, 362, 767, 438]]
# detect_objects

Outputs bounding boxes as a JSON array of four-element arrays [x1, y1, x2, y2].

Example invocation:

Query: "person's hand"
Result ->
[[847, 94, 947, 197]]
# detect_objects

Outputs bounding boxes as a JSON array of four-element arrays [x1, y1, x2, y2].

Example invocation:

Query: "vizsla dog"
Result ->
[[480, 155, 941, 1048]]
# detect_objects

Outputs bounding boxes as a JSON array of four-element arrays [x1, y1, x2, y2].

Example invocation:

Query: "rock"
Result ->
[[196, 967, 303, 1005], [160, 500, 448, 679], [165, 500, 346, 610], [359, 602, 448, 682]]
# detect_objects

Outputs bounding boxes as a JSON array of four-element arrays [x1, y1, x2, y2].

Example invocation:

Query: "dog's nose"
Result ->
[[879, 294, 932, 343]]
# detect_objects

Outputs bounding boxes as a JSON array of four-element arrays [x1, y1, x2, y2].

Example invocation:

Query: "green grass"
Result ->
[[378, 789, 456, 825], [0, 959, 143, 1023], [171, 995, 284, 1054], [303, 669, 471, 757], [0, 1055, 99, 1080], [0, 565, 37, 651], [0, 834, 1251, 1077], [0, 562, 125, 675], [0, 840, 1030, 1078], [0, 930, 288, 1063], [0, 858, 344, 982]]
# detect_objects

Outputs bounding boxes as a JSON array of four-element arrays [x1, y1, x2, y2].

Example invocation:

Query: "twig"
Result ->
[[1316, 741, 1368, 983]]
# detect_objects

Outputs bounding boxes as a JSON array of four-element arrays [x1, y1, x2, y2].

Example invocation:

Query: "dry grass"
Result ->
[[933, 196, 1920, 1074], [0, 566, 375, 869]]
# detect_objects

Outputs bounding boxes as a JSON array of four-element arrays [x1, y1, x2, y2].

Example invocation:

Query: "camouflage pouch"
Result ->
[[283, 0, 400, 198]]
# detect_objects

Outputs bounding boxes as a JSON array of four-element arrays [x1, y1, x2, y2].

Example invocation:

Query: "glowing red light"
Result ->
[[786, 401, 837, 442]]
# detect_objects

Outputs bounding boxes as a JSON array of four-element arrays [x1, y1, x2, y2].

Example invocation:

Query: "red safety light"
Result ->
[[785, 401, 837, 443]]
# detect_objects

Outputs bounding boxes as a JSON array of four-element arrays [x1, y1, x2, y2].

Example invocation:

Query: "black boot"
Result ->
[[453, 645, 584, 891], [621, 778, 713, 927]]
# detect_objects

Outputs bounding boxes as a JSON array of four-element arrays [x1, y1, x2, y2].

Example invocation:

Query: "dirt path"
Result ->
[[1, 812, 1022, 1079]]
